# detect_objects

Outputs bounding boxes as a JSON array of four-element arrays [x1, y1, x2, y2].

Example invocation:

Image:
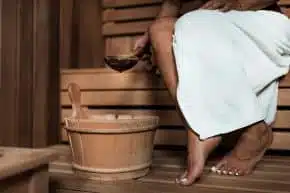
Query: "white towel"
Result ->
[[172, 9, 290, 140]]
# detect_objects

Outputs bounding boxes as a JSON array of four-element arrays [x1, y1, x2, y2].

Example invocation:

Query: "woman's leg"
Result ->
[[172, 10, 275, 177], [148, 17, 221, 186]]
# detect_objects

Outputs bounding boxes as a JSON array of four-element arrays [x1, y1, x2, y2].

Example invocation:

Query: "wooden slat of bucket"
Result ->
[[61, 109, 290, 129], [61, 89, 290, 106]]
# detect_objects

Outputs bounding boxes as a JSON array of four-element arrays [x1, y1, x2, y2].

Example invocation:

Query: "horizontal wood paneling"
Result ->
[[61, 89, 290, 106], [61, 69, 290, 90], [61, 109, 290, 129], [60, 69, 290, 150]]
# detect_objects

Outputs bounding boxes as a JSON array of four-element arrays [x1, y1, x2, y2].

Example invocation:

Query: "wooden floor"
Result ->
[[49, 145, 290, 193]]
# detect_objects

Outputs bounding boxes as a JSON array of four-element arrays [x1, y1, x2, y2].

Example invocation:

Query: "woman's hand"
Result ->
[[133, 32, 150, 57], [200, 0, 242, 12]]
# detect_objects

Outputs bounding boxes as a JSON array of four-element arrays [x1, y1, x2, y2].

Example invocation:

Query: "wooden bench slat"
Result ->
[[61, 109, 290, 129], [61, 89, 290, 106]]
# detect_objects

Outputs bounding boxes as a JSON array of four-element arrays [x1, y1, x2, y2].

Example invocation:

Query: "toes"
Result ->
[[227, 168, 236, 176], [231, 168, 243, 176], [175, 171, 188, 184], [212, 159, 227, 174], [212, 163, 228, 175]]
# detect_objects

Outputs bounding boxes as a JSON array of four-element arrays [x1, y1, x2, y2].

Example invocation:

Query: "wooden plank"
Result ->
[[278, 0, 290, 6], [60, 90, 173, 106], [50, 145, 290, 193], [103, 6, 159, 22], [141, 167, 290, 192], [105, 36, 135, 56], [61, 71, 164, 90], [278, 89, 290, 106], [60, 89, 290, 106], [50, 172, 271, 193], [61, 109, 290, 129], [76, 0, 104, 68], [59, 125, 290, 150], [155, 129, 290, 150], [103, 20, 151, 36], [59, 0, 74, 69], [0, 0, 59, 147], [102, 0, 162, 8], [279, 73, 290, 87], [61, 69, 290, 90]]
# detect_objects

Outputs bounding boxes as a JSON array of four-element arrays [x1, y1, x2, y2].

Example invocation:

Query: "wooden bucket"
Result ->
[[64, 83, 159, 181]]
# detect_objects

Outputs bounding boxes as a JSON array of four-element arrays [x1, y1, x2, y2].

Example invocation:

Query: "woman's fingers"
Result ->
[[200, 0, 224, 10]]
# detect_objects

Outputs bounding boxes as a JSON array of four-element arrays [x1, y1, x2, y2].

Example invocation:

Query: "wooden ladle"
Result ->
[[67, 82, 89, 119]]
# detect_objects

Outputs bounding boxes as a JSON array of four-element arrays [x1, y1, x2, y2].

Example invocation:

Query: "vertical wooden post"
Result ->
[[77, 0, 104, 68], [0, 0, 59, 147], [59, 0, 104, 69]]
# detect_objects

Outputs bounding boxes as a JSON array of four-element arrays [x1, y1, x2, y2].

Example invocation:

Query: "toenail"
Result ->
[[228, 171, 233, 175], [235, 172, 240, 176], [180, 178, 188, 183], [222, 170, 227, 175], [211, 166, 217, 172]]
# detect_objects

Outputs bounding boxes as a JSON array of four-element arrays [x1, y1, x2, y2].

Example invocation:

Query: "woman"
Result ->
[[133, 0, 290, 186]]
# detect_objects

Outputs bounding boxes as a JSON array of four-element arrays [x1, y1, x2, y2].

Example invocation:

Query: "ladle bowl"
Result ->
[[104, 55, 139, 72]]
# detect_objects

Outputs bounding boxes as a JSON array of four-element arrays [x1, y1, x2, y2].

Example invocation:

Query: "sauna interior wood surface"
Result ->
[[56, 1, 290, 193], [59, 0, 290, 150], [50, 145, 290, 193]]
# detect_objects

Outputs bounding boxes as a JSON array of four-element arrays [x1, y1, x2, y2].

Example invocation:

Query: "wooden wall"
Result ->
[[59, 0, 290, 69], [59, 0, 104, 69], [60, 69, 290, 150], [0, 0, 59, 147]]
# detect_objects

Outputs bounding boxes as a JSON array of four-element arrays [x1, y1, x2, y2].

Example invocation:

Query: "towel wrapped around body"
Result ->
[[172, 9, 290, 139]]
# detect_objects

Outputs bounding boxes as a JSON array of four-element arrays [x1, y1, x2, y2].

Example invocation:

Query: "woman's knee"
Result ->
[[148, 17, 176, 41]]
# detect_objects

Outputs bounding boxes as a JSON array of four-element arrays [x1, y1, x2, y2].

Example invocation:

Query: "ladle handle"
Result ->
[[67, 83, 88, 118]]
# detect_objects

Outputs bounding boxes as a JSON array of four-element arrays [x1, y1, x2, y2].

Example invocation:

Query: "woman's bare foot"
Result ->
[[211, 121, 273, 176], [176, 130, 221, 186]]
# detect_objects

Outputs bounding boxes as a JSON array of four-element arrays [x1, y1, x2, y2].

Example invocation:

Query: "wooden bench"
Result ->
[[60, 0, 290, 150], [0, 147, 57, 193]]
